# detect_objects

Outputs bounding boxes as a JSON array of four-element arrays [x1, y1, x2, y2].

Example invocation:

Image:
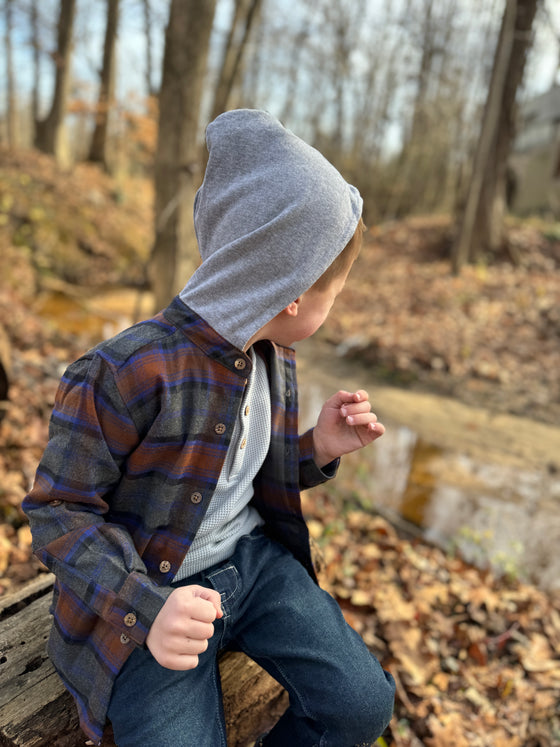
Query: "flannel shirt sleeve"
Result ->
[[23, 352, 172, 646], [298, 427, 339, 488]]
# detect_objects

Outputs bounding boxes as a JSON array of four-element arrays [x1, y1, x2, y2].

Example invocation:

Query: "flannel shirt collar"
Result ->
[[163, 295, 254, 376], [163, 295, 292, 376]]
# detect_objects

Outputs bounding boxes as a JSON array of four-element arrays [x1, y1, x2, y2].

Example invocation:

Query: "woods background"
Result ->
[[2, 0, 560, 304], [1, 3, 560, 745]]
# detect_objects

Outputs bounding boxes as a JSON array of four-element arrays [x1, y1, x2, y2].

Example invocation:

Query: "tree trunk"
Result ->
[[407, 0, 436, 150], [239, 0, 266, 108], [4, 0, 17, 148], [30, 0, 41, 135], [210, 0, 262, 123], [451, 0, 539, 273], [88, 0, 120, 170], [151, 0, 217, 313], [35, 0, 76, 166], [143, 0, 156, 98], [210, 0, 246, 120], [279, 25, 308, 125]]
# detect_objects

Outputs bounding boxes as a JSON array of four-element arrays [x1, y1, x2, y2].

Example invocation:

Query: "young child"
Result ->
[[23, 109, 395, 746]]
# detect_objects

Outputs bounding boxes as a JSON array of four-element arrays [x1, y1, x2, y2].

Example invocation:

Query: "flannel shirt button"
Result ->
[[159, 560, 171, 573], [120, 633, 130, 644], [214, 423, 226, 435], [48, 499, 62, 506], [234, 358, 246, 370], [240, 438, 247, 450], [286, 389, 292, 399], [124, 612, 137, 627], [244, 405, 250, 416], [190, 492, 203, 504]]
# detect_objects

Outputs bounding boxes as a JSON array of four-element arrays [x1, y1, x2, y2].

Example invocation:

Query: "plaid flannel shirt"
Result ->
[[23, 296, 334, 744]]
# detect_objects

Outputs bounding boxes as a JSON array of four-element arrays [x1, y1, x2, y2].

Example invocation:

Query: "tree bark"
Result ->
[[210, 0, 246, 120], [151, 0, 217, 312], [451, 0, 539, 273], [88, 0, 120, 170], [210, 0, 262, 123], [30, 0, 41, 134], [4, 0, 17, 148], [35, 0, 76, 166], [143, 0, 156, 98]]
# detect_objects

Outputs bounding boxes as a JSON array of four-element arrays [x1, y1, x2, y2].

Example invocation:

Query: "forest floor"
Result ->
[[0, 148, 559, 746]]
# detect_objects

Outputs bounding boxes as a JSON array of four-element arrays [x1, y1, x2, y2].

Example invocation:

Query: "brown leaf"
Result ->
[[514, 633, 557, 672]]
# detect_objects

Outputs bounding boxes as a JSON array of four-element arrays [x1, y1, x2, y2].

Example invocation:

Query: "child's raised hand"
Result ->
[[146, 585, 223, 670], [312, 389, 384, 468]]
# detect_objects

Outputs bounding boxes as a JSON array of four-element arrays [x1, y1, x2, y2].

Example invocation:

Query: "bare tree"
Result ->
[[88, 0, 120, 170], [151, 0, 217, 312], [238, 0, 268, 109], [35, 0, 76, 165], [210, 0, 262, 122], [452, 0, 540, 272], [143, 0, 156, 98], [30, 0, 41, 133], [278, 23, 309, 124], [384, 0, 461, 219], [3, 0, 17, 148], [306, 0, 366, 149]]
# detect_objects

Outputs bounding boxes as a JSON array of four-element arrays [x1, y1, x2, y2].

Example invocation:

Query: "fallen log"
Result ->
[[0, 575, 287, 747]]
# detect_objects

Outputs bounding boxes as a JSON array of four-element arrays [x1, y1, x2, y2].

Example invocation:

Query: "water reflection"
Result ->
[[299, 380, 560, 592]]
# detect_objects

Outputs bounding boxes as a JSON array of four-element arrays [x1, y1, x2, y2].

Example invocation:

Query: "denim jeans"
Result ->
[[108, 528, 395, 746]]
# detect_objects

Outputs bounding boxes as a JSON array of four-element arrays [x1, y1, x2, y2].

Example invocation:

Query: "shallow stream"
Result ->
[[297, 341, 560, 593]]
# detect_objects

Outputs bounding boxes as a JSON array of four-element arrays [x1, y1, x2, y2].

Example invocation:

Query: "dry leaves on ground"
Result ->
[[1, 152, 560, 745], [324, 216, 560, 426], [304, 490, 560, 747]]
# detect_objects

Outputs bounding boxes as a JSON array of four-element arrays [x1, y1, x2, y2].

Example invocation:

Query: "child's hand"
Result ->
[[146, 585, 223, 670], [312, 389, 384, 468]]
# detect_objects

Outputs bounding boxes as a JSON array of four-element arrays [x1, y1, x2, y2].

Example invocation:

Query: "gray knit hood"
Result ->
[[179, 109, 363, 351]]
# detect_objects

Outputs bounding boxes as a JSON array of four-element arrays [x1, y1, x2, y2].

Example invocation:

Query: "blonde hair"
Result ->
[[311, 217, 366, 291]]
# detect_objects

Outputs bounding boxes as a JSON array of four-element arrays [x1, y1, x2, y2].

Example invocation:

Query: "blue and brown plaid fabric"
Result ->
[[23, 296, 332, 744]]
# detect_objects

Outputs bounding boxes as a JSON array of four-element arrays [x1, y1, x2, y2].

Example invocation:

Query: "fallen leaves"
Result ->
[[1, 153, 560, 745], [324, 216, 560, 427], [302, 490, 560, 746]]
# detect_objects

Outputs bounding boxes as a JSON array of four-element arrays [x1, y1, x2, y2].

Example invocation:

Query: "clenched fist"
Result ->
[[146, 585, 223, 670]]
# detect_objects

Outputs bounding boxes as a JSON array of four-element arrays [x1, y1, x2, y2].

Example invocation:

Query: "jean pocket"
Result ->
[[206, 564, 240, 608]]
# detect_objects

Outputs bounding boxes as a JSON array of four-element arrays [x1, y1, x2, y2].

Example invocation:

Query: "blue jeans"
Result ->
[[108, 529, 395, 746]]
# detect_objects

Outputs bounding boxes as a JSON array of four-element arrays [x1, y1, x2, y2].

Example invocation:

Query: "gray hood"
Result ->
[[179, 109, 362, 351]]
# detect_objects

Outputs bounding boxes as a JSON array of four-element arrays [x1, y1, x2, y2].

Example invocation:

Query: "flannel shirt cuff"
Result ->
[[299, 428, 339, 488], [106, 571, 173, 647]]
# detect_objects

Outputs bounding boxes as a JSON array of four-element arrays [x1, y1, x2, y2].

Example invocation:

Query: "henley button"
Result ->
[[159, 560, 171, 573], [120, 633, 130, 644], [234, 358, 246, 370], [240, 438, 247, 450], [190, 492, 203, 504], [214, 423, 226, 435], [49, 500, 62, 506], [124, 612, 137, 627], [244, 405, 250, 417]]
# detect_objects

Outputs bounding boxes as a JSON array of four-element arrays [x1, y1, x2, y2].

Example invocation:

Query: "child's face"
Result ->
[[271, 266, 352, 347]]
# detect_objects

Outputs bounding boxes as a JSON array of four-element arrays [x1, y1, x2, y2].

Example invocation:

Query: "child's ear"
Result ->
[[284, 297, 301, 317]]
